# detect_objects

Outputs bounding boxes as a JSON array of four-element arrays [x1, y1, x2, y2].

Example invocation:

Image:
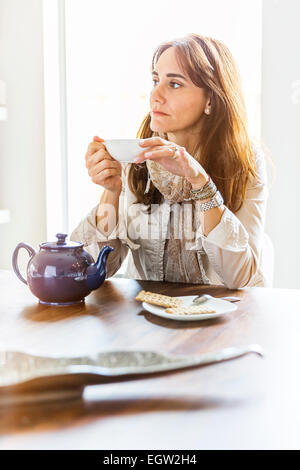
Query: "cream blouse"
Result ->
[[70, 146, 270, 289]]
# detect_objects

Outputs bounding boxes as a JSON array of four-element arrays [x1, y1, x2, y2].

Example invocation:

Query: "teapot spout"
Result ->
[[96, 245, 114, 272], [86, 245, 114, 291]]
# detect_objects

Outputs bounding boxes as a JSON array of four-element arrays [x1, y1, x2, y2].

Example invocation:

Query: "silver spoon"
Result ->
[[193, 294, 241, 304]]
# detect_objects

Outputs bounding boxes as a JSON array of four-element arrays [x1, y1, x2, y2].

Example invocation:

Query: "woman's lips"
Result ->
[[152, 111, 169, 116]]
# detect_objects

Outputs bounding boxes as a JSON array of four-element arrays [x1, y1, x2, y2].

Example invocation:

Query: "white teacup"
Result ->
[[103, 139, 150, 163]]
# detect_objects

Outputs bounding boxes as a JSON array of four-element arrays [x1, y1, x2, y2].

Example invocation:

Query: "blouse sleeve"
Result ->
[[189, 147, 269, 289], [69, 164, 139, 278]]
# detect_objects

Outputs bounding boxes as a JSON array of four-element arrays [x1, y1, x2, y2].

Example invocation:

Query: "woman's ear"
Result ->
[[204, 91, 213, 115], [204, 96, 212, 115]]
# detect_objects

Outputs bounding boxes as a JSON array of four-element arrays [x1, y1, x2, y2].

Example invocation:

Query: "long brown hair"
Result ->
[[128, 33, 259, 213]]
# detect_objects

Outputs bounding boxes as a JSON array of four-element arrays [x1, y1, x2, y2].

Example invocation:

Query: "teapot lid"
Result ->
[[39, 233, 83, 250]]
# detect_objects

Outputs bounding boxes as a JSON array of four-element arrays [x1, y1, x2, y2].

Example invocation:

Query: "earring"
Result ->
[[205, 108, 210, 115]]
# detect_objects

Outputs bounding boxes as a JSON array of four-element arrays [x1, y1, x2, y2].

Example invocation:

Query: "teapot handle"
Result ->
[[12, 242, 36, 285]]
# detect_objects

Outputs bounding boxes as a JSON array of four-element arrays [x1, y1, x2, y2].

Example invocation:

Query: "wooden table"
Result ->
[[0, 269, 299, 450]]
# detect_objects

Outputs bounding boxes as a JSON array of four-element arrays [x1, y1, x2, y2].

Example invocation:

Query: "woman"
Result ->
[[70, 34, 270, 289]]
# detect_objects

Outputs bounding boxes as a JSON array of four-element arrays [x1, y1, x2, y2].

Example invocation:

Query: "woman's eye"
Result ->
[[152, 79, 181, 89]]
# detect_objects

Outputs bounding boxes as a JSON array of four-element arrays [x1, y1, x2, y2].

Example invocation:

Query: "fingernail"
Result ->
[[133, 158, 140, 163], [139, 140, 146, 146], [145, 152, 152, 157]]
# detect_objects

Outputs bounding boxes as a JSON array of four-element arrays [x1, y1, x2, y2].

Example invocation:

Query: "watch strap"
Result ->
[[197, 191, 224, 211]]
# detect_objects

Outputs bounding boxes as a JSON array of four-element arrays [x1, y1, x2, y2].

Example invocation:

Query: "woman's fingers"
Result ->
[[90, 167, 120, 185], [93, 136, 105, 142], [85, 147, 115, 168], [145, 146, 175, 159], [84, 137, 122, 191], [85, 144, 105, 166], [86, 141, 105, 156], [88, 159, 121, 177], [139, 136, 166, 148], [134, 145, 174, 163], [87, 148, 107, 166]]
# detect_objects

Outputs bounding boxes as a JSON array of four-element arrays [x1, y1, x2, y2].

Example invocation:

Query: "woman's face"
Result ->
[[149, 47, 209, 134]]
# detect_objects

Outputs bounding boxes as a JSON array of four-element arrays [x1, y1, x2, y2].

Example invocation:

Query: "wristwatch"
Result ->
[[196, 191, 224, 212]]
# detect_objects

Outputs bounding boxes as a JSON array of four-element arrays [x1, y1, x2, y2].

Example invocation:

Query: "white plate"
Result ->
[[142, 295, 237, 321]]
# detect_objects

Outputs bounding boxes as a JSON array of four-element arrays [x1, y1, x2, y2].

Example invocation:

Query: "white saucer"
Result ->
[[142, 295, 237, 321]]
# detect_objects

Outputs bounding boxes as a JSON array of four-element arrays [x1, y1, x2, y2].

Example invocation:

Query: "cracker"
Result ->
[[165, 305, 216, 315], [135, 290, 183, 308]]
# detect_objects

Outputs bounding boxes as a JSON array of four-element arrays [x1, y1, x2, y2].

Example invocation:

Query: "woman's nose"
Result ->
[[151, 83, 166, 103]]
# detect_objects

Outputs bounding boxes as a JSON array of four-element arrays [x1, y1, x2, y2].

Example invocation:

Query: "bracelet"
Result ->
[[190, 175, 211, 191], [190, 176, 217, 201], [197, 191, 224, 212]]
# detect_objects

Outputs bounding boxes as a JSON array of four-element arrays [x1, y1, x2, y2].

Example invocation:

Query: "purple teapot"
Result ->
[[12, 233, 114, 306]]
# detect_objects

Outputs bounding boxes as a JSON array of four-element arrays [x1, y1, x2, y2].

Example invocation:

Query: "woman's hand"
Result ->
[[85, 136, 122, 193], [135, 137, 209, 188]]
